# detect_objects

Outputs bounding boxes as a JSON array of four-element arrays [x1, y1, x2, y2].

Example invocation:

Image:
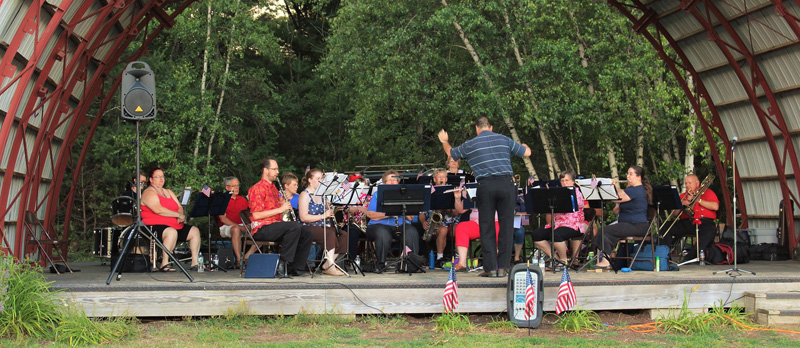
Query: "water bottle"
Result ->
[[655, 257, 661, 272], [212, 254, 219, 268], [588, 251, 595, 266], [699, 249, 705, 265], [197, 252, 204, 273], [354, 255, 361, 268], [429, 251, 435, 269], [537, 254, 545, 271]]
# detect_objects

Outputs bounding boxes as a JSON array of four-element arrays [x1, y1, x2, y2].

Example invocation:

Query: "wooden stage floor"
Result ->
[[47, 260, 800, 318]]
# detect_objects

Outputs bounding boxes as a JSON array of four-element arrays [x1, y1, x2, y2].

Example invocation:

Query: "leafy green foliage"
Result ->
[[0, 257, 62, 339]]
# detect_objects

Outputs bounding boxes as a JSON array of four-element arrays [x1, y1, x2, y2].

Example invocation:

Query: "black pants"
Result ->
[[476, 175, 516, 271], [660, 217, 715, 259], [531, 226, 582, 243], [253, 221, 313, 272], [592, 221, 650, 256], [346, 223, 365, 259], [365, 223, 419, 264]]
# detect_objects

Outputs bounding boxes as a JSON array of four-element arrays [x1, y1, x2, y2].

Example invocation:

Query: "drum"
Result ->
[[93, 227, 122, 258], [111, 196, 137, 226]]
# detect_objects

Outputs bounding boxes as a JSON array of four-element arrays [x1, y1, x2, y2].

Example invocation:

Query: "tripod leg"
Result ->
[[107, 225, 137, 284]]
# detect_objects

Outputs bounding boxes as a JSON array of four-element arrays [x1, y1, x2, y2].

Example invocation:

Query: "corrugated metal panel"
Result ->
[[742, 179, 798, 215], [774, 89, 800, 131], [37, 181, 50, 210], [5, 176, 26, 221], [659, 9, 705, 41], [0, 0, 28, 45], [714, 0, 773, 19], [36, 25, 61, 70], [72, 2, 102, 40], [40, 142, 59, 181], [698, 67, 750, 104], [728, 6, 795, 54], [737, 141, 777, 177], [679, 32, 729, 72], [3, 224, 18, 254], [53, 111, 71, 139], [756, 47, 800, 92], [717, 102, 777, 139]]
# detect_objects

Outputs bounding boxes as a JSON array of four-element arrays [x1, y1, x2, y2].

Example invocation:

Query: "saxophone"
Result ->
[[423, 211, 443, 242]]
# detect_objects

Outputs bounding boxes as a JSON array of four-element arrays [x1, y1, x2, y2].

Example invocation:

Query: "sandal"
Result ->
[[323, 267, 345, 276], [589, 264, 612, 271], [453, 264, 467, 271], [158, 265, 177, 272], [188, 265, 200, 271]]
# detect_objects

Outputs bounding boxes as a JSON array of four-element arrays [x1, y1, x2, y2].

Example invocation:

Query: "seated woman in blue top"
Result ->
[[591, 165, 653, 270]]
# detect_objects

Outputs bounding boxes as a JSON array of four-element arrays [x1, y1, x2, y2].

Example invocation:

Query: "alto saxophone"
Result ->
[[423, 211, 443, 242]]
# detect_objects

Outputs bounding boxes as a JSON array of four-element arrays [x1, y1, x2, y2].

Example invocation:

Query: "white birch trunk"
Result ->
[[192, 3, 213, 163]]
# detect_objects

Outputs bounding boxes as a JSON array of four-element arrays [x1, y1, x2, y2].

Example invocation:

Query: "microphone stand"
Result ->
[[715, 138, 755, 276]]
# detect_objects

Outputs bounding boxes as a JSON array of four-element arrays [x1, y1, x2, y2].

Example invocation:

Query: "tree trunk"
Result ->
[[684, 75, 696, 179], [503, 9, 559, 180], [635, 109, 645, 168], [441, 0, 538, 178], [607, 143, 620, 183], [205, 0, 241, 170], [192, 3, 213, 165]]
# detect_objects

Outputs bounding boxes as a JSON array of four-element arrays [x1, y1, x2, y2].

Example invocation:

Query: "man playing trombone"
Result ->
[[659, 174, 719, 259]]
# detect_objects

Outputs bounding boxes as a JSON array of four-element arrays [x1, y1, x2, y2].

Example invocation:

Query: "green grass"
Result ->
[[552, 307, 605, 333], [434, 312, 473, 333]]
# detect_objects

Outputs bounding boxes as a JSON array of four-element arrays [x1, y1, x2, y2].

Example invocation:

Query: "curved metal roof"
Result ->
[[0, 0, 798, 261]]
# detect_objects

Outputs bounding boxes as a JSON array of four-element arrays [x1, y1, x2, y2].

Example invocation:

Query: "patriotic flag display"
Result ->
[[524, 267, 536, 320], [555, 267, 577, 315], [442, 263, 459, 313], [201, 184, 211, 197]]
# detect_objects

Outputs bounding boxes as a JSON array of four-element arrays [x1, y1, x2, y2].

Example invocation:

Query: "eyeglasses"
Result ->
[[227, 185, 240, 188], [152, 175, 164, 179]]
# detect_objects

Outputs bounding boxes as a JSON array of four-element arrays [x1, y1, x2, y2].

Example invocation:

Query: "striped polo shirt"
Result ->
[[450, 131, 526, 179]]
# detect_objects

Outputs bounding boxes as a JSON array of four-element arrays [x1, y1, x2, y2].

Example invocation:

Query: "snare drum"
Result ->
[[93, 227, 123, 258], [111, 196, 137, 226]]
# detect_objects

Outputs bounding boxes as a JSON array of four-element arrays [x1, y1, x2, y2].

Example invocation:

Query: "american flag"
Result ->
[[342, 181, 352, 192], [524, 267, 536, 320], [442, 263, 459, 313], [590, 176, 598, 189], [201, 184, 211, 197], [555, 267, 576, 315]]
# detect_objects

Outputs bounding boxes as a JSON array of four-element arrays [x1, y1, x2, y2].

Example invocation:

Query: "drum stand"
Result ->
[[107, 121, 193, 284]]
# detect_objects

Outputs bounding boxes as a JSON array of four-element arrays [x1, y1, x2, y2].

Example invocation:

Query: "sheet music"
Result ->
[[331, 183, 369, 205], [181, 186, 192, 205], [313, 172, 347, 197], [575, 178, 619, 201]]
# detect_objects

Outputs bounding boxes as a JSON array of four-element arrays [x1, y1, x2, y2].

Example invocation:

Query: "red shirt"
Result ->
[[680, 189, 719, 220], [141, 194, 184, 229], [248, 178, 282, 231], [217, 195, 249, 226]]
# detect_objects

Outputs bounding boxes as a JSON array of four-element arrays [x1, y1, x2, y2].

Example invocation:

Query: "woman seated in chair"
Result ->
[[591, 165, 653, 270], [141, 167, 202, 272], [298, 169, 348, 276], [530, 170, 587, 269], [452, 190, 500, 271]]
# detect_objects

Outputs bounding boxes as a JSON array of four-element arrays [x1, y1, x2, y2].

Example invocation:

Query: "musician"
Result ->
[[591, 165, 653, 270], [123, 174, 148, 199], [659, 174, 719, 259], [281, 172, 300, 212], [419, 168, 460, 267], [365, 170, 421, 273], [344, 174, 370, 261], [439, 117, 531, 277], [530, 170, 587, 268], [299, 169, 348, 276], [247, 158, 314, 277], [447, 157, 463, 174], [140, 168, 201, 272], [216, 176, 248, 266]]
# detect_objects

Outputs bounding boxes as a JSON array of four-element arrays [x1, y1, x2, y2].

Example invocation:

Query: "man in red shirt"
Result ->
[[217, 176, 249, 266], [248, 157, 313, 277], [660, 174, 720, 259]]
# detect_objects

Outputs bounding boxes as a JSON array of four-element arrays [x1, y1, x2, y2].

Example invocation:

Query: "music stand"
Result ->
[[310, 172, 350, 277], [576, 178, 619, 272], [653, 185, 681, 239], [189, 190, 230, 272], [330, 179, 369, 276], [527, 186, 577, 273], [377, 184, 431, 275]]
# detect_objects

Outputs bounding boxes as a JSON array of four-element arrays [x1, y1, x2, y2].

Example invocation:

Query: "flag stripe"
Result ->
[[555, 267, 576, 315]]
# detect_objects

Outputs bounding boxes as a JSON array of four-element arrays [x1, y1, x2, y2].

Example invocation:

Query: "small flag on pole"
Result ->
[[442, 263, 459, 313], [524, 267, 536, 320], [201, 184, 211, 197], [555, 267, 576, 315]]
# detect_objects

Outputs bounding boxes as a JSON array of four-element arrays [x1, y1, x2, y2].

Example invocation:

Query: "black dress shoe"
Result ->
[[496, 268, 509, 277], [291, 268, 309, 277], [374, 263, 386, 274], [477, 270, 494, 277]]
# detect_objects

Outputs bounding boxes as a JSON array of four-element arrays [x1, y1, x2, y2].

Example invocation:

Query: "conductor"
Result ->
[[438, 117, 531, 277]]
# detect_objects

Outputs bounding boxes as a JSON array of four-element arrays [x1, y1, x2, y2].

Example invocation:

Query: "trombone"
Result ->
[[659, 174, 715, 237]]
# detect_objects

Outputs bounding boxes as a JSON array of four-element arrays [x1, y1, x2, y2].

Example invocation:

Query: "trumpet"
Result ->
[[275, 180, 297, 222], [423, 211, 443, 242]]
